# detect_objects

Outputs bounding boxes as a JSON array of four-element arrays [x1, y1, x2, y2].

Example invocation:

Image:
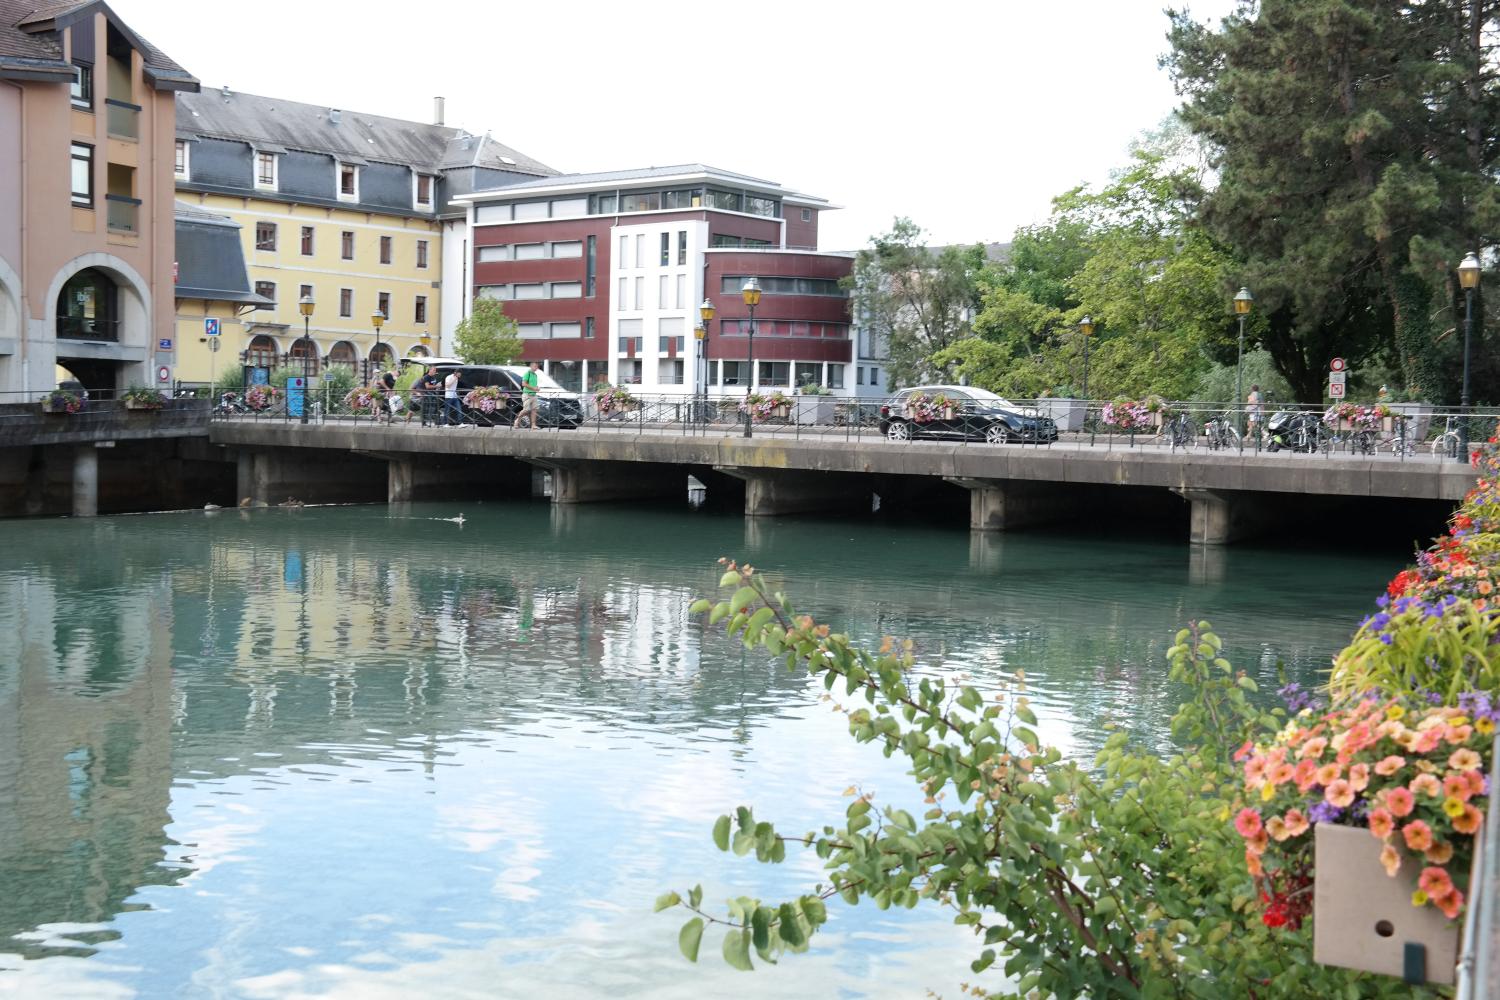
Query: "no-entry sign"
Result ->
[[1330, 357, 1347, 372]]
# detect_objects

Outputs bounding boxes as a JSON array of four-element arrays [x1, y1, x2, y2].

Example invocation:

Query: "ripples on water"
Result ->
[[0, 503, 1404, 997]]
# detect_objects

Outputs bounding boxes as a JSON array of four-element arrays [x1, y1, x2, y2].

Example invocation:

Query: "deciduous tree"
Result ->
[[453, 298, 522, 366]]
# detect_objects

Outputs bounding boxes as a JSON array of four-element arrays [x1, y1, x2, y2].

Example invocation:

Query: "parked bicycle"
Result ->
[[1431, 415, 1463, 458], [1204, 411, 1241, 451]]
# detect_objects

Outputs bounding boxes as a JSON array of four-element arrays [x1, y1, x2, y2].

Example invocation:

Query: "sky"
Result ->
[[114, 0, 1238, 252]]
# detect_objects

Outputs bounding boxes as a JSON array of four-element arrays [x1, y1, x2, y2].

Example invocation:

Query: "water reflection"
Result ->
[[0, 504, 1402, 996]]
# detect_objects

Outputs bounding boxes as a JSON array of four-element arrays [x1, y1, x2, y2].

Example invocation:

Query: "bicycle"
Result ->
[[1431, 415, 1462, 459], [1164, 411, 1195, 449], [1204, 412, 1241, 451]]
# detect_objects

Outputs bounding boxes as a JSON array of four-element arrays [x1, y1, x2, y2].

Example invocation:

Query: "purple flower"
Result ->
[[1370, 613, 1392, 631], [1376, 595, 1391, 609], [1380, 634, 1394, 645], [1308, 801, 1344, 824]]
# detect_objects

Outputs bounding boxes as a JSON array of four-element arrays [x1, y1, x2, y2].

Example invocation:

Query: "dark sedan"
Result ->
[[879, 386, 1058, 444]]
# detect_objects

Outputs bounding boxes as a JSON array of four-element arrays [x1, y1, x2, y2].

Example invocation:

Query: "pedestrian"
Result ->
[[444, 368, 461, 426], [420, 366, 441, 426], [405, 367, 421, 424], [380, 368, 400, 423], [367, 369, 388, 423], [513, 360, 541, 429], [1246, 384, 1262, 438]]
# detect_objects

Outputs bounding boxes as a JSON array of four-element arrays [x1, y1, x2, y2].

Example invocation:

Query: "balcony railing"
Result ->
[[56, 316, 120, 341], [106, 194, 140, 234], [105, 98, 140, 140]]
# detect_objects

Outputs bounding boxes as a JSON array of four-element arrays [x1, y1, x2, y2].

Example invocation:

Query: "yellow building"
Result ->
[[172, 88, 554, 384]]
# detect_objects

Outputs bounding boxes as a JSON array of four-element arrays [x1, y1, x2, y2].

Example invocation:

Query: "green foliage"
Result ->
[[1190, 350, 1293, 405], [454, 298, 522, 366], [661, 564, 1431, 997]]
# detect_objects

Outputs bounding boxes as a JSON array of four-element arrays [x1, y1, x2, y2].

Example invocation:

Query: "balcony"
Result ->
[[57, 316, 120, 341], [106, 194, 140, 234], [105, 98, 140, 140]]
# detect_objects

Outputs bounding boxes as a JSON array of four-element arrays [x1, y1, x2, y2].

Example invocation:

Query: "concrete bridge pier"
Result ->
[[951, 478, 1077, 532], [1177, 488, 1272, 546], [716, 466, 872, 518], [527, 459, 687, 504], [72, 445, 98, 518]]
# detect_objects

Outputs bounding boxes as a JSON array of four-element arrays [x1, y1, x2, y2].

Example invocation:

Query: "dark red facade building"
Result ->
[[459, 165, 854, 395]]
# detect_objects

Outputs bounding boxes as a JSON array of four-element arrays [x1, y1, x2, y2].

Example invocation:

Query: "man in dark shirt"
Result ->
[[419, 367, 441, 426]]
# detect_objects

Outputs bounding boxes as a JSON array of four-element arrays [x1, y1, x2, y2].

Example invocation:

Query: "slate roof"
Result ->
[[0, 1, 194, 87], [463, 163, 829, 204], [173, 200, 272, 306], [177, 86, 556, 176]]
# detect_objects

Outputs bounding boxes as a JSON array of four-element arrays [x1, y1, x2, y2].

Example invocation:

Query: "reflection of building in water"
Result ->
[[0, 573, 179, 957]]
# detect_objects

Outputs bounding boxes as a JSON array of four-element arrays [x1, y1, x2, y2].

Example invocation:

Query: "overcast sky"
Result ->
[[118, 0, 1237, 251]]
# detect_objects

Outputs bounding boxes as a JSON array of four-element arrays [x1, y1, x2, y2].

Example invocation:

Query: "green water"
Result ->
[[0, 502, 1405, 998]]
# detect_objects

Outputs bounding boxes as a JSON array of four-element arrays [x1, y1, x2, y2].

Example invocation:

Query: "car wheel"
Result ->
[[984, 423, 1011, 444], [886, 421, 912, 442]]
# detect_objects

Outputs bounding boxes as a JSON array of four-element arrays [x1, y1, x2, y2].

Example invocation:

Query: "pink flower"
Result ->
[[1381, 843, 1402, 877], [1234, 808, 1263, 839], [1435, 889, 1464, 920], [1324, 779, 1355, 808], [1374, 755, 1406, 776], [1348, 762, 1370, 792], [1410, 773, 1442, 799], [1449, 748, 1482, 772], [1297, 737, 1328, 760], [1293, 758, 1320, 791], [1368, 807, 1394, 840], [1244, 756, 1268, 787], [1402, 820, 1434, 853], [1315, 762, 1343, 786], [1418, 866, 1453, 897], [1282, 809, 1309, 838], [1386, 786, 1416, 817]]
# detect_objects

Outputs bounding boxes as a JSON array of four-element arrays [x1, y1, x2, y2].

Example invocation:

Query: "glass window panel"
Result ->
[[550, 282, 582, 299], [514, 243, 545, 260], [518, 323, 546, 339], [551, 197, 588, 217], [513, 201, 548, 220], [551, 322, 582, 339], [513, 283, 544, 300], [476, 285, 509, 300], [477, 244, 510, 262], [551, 241, 583, 258]]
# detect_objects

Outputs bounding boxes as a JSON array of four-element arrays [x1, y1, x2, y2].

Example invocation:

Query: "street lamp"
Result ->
[[1233, 286, 1254, 432], [370, 309, 386, 381], [297, 293, 315, 425], [1078, 314, 1094, 401], [1458, 252, 1481, 463], [698, 296, 716, 425], [741, 277, 760, 438]]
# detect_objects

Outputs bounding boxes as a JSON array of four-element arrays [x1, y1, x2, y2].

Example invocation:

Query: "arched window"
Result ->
[[328, 341, 358, 373], [287, 338, 321, 377], [246, 335, 279, 368], [57, 269, 118, 340], [406, 345, 431, 359], [369, 343, 395, 368]]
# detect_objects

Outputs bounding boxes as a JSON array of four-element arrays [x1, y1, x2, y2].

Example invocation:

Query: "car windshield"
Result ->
[[963, 388, 1018, 409]]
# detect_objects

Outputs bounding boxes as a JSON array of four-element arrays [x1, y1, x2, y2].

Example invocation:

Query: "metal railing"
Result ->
[[201, 389, 1500, 463], [105, 194, 140, 234], [104, 98, 140, 140]]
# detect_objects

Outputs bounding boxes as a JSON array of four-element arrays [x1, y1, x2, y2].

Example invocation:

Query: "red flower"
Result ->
[[1387, 570, 1417, 598]]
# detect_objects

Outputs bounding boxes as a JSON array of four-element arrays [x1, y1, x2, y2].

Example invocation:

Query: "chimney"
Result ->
[[220, 84, 231, 101], [329, 108, 341, 125], [434, 96, 445, 126]]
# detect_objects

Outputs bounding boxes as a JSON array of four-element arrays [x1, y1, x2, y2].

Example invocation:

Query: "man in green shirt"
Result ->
[[513, 361, 541, 429]]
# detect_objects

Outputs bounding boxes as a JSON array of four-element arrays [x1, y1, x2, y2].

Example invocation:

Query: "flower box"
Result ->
[[40, 399, 70, 414], [942, 406, 956, 420], [123, 398, 161, 411], [771, 404, 789, 419], [1038, 398, 1086, 432], [1313, 823, 1458, 985]]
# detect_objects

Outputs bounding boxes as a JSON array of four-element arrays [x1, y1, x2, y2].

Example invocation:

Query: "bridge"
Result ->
[[203, 418, 1477, 545]]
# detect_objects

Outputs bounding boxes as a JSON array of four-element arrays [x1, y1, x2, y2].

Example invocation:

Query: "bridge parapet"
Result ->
[[0, 400, 209, 449]]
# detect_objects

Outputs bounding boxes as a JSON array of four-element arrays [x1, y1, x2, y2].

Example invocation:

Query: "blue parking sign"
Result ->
[[204, 317, 220, 336]]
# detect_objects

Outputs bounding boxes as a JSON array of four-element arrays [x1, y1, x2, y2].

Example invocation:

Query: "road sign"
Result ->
[[158, 338, 173, 351], [204, 317, 220, 337], [1329, 381, 1346, 399], [207, 337, 220, 354], [323, 371, 335, 382], [1329, 370, 1347, 385], [1330, 357, 1347, 372], [156, 365, 171, 383]]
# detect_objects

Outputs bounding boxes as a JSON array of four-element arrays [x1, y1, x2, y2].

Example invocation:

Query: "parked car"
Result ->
[[424, 363, 585, 429], [878, 386, 1058, 444]]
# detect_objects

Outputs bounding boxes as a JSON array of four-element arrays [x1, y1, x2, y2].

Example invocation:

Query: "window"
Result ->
[[416, 240, 429, 269], [585, 316, 595, 339], [339, 163, 358, 198], [678, 231, 687, 265], [174, 139, 189, 178], [801, 208, 813, 222], [706, 190, 741, 211], [254, 280, 276, 308], [869, 367, 879, 386], [341, 231, 354, 259], [255, 151, 277, 188], [300, 226, 315, 256], [70, 143, 93, 206], [618, 277, 628, 308], [379, 236, 392, 264], [255, 221, 277, 251], [513, 283, 544, 300], [514, 243, 545, 261], [856, 366, 865, 385], [658, 358, 685, 384], [586, 236, 597, 297], [477, 245, 510, 262], [377, 291, 390, 318], [550, 197, 587, 217], [675, 274, 685, 309], [721, 360, 746, 386], [414, 295, 427, 324], [795, 363, 821, 388], [551, 241, 583, 258], [719, 275, 846, 296], [550, 281, 581, 299], [634, 234, 644, 268], [475, 203, 511, 224], [513, 201, 548, 220], [745, 195, 778, 217], [589, 193, 617, 214], [71, 63, 92, 109], [634, 276, 643, 309], [828, 364, 845, 389], [339, 288, 353, 317], [619, 235, 628, 263], [658, 335, 685, 353], [519, 323, 545, 339], [551, 322, 581, 339], [299, 283, 313, 301], [660, 232, 670, 266], [415, 174, 432, 206], [759, 361, 790, 386], [658, 275, 668, 309], [476, 285, 509, 301], [620, 191, 660, 212]]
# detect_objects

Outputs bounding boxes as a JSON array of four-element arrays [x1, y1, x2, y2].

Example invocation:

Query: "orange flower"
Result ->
[[1282, 809, 1309, 837], [1348, 762, 1370, 792], [1266, 815, 1290, 841], [1293, 759, 1319, 791], [1424, 840, 1455, 865], [1449, 748, 1482, 772], [1374, 754, 1406, 776], [1403, 821, 1435, 853], [1446, 724, 1474, 745], [1298, 737, 1328, 760], [1381, 843, 1402, 877], [1444, 774, 1474, 803], [1419, 866, 1454, 897], [1453, 804, 1484, 835], [1479, 580, 1494, 596], [1386, 786, 1416, 817], [1325, 779, 1355, 808], [1410, 773, 1443, 798], [1245, 829, 1269, 856], [1315, 762, 1342, 787], [1368, 807, 1395, 840], [1463, 769, 1485, 797], [1246, 848, 1264, 876], [1244, 756, 1268, 788], [1270, 762, 1295, 787], [1435, 889, 1464, 920], [1234, 808, 1262, 839]]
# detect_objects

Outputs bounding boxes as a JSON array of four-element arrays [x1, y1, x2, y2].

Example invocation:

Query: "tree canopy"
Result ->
[[453, 298, 522, 366]]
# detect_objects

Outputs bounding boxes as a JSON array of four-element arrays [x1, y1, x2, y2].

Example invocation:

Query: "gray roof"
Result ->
[[0, 1, 194, 88], [462, 163, 829, 204], [174, 201, 271, 305], [176, 86, 556, 176]]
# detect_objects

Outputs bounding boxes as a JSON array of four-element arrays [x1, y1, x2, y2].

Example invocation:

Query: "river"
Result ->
[[0, 501, 1406, 998]]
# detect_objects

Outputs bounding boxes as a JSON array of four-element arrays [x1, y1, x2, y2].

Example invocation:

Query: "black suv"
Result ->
[[426, 364, 585, 429], [878, 386, 1058, 444]]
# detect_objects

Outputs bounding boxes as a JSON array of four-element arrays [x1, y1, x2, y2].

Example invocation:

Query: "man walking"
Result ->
[[513, 361, 541, 429], [444, 369, 461, 426], [419, 366, 441, 426]]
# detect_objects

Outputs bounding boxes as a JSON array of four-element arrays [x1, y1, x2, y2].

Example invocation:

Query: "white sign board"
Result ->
[[1328, 381, 1346, 399], [1329, 370, 1347, 385]]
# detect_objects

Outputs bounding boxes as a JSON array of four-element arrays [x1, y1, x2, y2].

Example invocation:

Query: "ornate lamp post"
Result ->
[[1458, 252, 1480, 463], [698, 296, 716, 425], [370, 309, 386, 381], [741, 277, 761, 438], [1078, 314, 1094, 401], [1233, 286, 1254, 432], [297, 293, 315, 425]]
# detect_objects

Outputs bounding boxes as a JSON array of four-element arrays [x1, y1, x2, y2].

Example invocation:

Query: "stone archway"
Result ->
[[328, 340, 358, 375], [287, 337, 321, 378], [42, 252, 153, 394]]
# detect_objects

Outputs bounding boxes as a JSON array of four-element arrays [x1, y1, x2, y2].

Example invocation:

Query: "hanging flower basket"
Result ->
[[739, 391, 790, 422], [244, 385, 280, 412], [40, 391, 82, 414], [342, 386, 383, 414], [1102, 395, 1173, 430], [1324, 402, 1394, 433]]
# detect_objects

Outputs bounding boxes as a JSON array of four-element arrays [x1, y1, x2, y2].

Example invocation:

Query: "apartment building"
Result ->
[[173, 88, 554, 383], [459, 165, 855, 396], [0, 0, 196, 396]]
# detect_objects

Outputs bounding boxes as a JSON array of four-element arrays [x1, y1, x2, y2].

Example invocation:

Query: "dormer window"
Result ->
[[414, 174, 432, 208], [255, 151, 277, 190], [339, 163, 359, 201], [71, 63, 93, 110]]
